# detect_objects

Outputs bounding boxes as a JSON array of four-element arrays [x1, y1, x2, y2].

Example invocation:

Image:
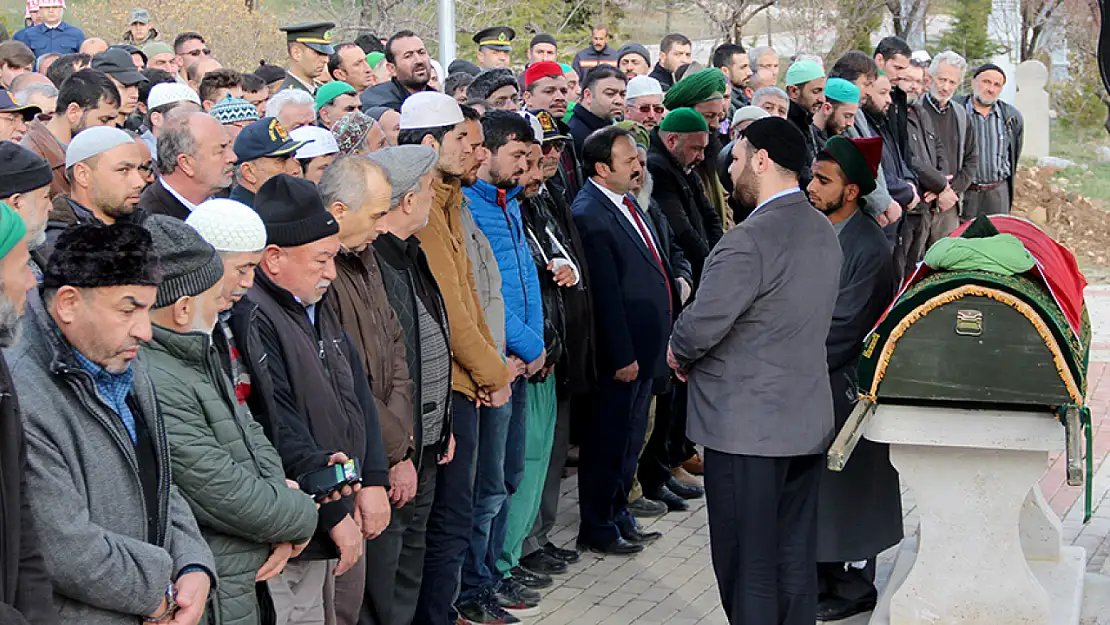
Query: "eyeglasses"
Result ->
[[490, 96, 522, 110], [636, 104, 666, 115], [185, 48, 212, 57], [541, 141, 565, 155], [138, 161, 155, 175]]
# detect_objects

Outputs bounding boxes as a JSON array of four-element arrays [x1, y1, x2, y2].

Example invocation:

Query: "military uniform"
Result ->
[[277, 21, 336, 95], [472, 26, 515, 69]]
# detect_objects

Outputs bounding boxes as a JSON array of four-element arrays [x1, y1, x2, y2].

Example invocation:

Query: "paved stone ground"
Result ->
[[518, 286, 1110, 624]]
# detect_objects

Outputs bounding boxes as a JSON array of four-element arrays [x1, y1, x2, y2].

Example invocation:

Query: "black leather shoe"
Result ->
[[648, 485, 689, 512], [816, 593, 878, 622], [628, 496, 669, 517], [619, 523, 663, 545], [519, 550, 568, 575], [665, 476, 705, 500], [577, 537, 644, 556], [510, 565, 552, 589], [542, 542, 580, 563]]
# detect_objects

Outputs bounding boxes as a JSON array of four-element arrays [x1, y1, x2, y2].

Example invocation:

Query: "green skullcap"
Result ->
[[0, 202, 27, 260], [663, 68, 727, 110], [823, 77, 860, 104], [315, 81, 356, 111], [615, 120, 650, 149], [366, 52, 385, 69], [658, 107, 709, 133], [785, 59, 824, 86]]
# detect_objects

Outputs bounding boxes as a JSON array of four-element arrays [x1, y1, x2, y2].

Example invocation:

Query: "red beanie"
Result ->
[[524, 61, 564, 88]]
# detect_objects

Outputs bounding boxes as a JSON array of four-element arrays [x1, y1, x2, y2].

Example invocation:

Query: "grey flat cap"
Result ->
[[364, 145, 439, 207]]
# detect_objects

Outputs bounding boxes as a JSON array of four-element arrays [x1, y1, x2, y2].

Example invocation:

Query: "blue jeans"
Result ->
[[413, 392, 479, 625], [460, 378, 528, 599]]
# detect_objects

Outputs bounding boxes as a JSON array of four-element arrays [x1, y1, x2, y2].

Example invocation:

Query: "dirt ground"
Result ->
[[1011, 166, 1110, 270]]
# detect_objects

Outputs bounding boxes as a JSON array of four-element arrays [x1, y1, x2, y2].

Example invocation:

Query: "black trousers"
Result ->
[[361, 447, 439, 625], [638, 383, 693, 495], [578, 375, 653, 546], [704, 450, 822, 625]]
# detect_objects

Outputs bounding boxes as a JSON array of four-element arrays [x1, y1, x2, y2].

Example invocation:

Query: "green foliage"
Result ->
[[1050, 50, 1109, 133], [931, 0, 1002, 65]]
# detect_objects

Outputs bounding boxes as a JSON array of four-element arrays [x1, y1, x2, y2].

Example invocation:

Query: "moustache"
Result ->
[[316, 280, 331, 291]]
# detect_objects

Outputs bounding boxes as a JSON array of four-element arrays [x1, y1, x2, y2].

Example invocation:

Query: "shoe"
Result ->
[[628, 496, 668, 517], [520, 550, 568, 575], [510, 565, 552, 589], [648, 485, 689, 512], [494, 579, 542, 617], [665, 476, 705, 500], [816, 593, 878, 622], [682, 454, 704, 475], [542, 542, 580, 563], [577, 536, 644, 555], [671, 466, 703, 487], [456, 590, 521, 624], [621, 525, 663, 544]]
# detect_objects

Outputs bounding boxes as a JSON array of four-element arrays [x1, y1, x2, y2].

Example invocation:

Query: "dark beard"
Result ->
[[864, 103, 887, 123], [817, 190, 846, 216]]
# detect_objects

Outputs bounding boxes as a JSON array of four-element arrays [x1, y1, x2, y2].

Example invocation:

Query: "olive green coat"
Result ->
[[144, 325, 318, 625]]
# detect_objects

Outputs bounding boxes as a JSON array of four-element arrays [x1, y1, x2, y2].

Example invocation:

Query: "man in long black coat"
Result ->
[[806, 135, 902, 623]]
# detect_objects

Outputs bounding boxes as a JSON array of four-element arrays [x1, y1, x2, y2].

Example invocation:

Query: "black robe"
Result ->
[[816, 209, 903, 563]]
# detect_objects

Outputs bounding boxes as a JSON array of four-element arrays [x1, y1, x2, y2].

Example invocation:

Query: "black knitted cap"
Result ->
[[254, 174, 339, 247], [0, 142, 53, 200]]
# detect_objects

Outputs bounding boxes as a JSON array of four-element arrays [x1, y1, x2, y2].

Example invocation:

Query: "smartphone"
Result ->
[[298, 458, 361, 500]]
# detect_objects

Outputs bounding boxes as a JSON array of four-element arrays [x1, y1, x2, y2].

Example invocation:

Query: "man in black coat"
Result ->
[[647, 108, 723, 284], [138, 112, 236, 219], [0, 203, 57, 625], [806, 135, 901, 623], [566, 65, 626, 156], [359, 31, 435, 112]]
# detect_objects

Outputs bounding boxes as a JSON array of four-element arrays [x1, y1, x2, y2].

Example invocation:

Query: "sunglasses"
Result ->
[[541, 141, 566, 155], [185, 48, 212, 57], [636, 104, 666, 115]]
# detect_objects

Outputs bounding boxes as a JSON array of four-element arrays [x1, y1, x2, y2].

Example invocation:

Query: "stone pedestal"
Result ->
[[865, 405, 1086, 625]]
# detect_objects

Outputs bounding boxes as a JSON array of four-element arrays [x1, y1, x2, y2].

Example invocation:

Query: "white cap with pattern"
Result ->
[[399, 91, 463, 130], [186, 198, 267, 253], [147, 82, 201, 110]]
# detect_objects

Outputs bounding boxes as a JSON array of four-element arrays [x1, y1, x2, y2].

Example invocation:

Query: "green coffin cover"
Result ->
[[857, 270, 1090, 409]]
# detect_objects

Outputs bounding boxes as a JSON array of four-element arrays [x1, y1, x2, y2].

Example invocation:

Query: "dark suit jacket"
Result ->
[[572, 180, 673, 380], [671, 190, 842, 457], [567, 106, 612, 158], [137, 179, 191, 220]]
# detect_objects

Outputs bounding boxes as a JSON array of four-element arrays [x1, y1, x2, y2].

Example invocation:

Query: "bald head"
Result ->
[[79, 38, 109, 57]]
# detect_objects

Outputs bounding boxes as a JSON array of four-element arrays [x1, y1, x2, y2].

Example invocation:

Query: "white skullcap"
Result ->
[[732, 105, 770, 128], [290, 125, 339, 159], [516, 110, 543, 143], [148, 82, 201, 110], [626, 75, 664, 101], [186, 198, 267, 253], [400, 91, 464, 130], [65, 126, 135, 169]]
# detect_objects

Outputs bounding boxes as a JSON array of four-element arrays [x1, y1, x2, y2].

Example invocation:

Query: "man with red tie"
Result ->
[[571, 124, 676, 555]]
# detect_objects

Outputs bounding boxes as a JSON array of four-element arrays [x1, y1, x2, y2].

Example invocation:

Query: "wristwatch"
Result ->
[[148, 583, 178, 623]]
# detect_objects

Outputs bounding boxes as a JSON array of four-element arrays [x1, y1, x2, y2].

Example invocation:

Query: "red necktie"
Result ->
[[623, 197, 673, 315]]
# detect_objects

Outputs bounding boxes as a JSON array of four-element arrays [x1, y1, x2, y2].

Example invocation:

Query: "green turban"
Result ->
[[0, 202, 26, 260], [663, 68, 728, 110]]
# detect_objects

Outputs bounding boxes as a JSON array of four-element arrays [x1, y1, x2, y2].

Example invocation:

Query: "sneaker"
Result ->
[[456, 590, 521, 624], [495, 579, 542, 617], [627, 496, 668, 518], [510, 565, 552, 589]]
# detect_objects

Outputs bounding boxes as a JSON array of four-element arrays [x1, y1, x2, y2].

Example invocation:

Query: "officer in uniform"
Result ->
[[473, 26, 515, 70], [278, 21, 336, 95]]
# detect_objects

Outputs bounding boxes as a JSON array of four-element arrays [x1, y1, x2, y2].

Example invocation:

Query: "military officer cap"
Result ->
[[472, 26, 516, 51], [280, 22, 337, 55]]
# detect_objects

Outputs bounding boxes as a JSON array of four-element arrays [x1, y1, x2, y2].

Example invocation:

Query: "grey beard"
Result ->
[[636, 171, 654, 210], [0, 293, 22, 348]]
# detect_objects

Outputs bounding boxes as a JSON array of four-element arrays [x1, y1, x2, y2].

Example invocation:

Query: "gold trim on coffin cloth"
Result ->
[[862, 284, 1084, 406]]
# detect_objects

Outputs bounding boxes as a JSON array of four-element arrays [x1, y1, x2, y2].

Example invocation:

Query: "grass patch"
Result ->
[[1035, 123, 1110, 208]]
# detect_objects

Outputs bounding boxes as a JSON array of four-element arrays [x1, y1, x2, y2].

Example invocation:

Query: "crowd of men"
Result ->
[[0, 5, 1026, 625]]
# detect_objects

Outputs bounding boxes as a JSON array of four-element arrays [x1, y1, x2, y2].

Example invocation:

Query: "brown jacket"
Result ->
[[417, 178, 512, 400], [19, 119, 69, 199], [327, 248, 415, 465]]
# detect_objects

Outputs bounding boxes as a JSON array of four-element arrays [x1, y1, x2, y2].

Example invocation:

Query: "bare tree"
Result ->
[[690, 0, 776, 43], [1020, 0, 1067, 60]]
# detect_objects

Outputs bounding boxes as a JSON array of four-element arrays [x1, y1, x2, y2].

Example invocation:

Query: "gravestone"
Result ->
[[1016, 60, 1050, 159]]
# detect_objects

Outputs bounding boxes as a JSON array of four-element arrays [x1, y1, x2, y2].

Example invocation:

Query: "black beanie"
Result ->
[[254, 174, 339, 247], [741, 117, 809, 175], [44, 223, 163, 290], [0, 142, 53, 200]]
